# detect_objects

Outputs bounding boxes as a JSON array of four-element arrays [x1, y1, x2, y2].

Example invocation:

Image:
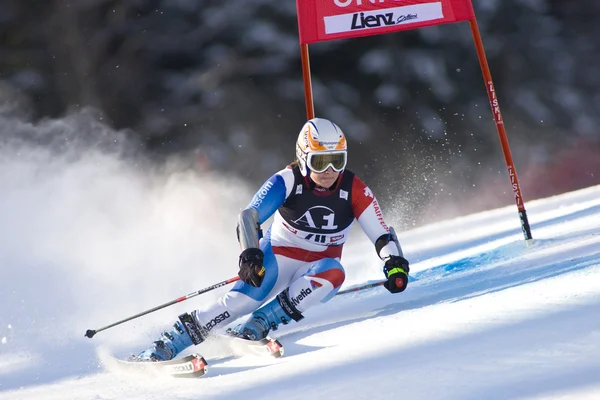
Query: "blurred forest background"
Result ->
[[1, 0, 599, 227]]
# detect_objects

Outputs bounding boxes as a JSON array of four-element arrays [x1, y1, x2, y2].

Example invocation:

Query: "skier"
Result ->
[[136, 117, 410, 361]]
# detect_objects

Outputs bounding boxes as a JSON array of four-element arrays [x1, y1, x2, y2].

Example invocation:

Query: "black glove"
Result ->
[[383, 255, 409, 293], [238, 248, 266, 287]]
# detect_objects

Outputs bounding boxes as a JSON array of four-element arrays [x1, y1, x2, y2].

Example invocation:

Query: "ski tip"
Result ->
[[265, 338, 284, 358], [220, 334, 285, 359]]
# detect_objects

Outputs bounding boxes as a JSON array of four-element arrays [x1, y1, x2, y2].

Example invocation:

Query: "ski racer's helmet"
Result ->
[[296, 118, 347, 177]]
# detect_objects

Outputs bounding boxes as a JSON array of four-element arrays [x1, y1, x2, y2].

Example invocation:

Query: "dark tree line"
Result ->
[[1, 0, 599, 224]]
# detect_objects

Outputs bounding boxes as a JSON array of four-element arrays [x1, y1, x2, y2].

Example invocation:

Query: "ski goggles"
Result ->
[[306, 151, 347, 173]]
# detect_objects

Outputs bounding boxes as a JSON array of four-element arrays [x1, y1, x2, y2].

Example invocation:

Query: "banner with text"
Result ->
[[296, 0, 475, 44]]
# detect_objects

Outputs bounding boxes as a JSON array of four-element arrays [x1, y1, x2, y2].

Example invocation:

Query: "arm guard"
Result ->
[[237, 208, 262, 250], [374, 226, 404, 260]]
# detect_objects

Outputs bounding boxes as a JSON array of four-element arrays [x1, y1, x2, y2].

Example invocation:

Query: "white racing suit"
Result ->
[[137, 164, 401, 360], [193, 164, 401, 335]]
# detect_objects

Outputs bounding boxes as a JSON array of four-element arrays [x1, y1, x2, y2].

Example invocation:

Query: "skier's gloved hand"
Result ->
[[383, 255, 409, 293], [238, 248, 266, 287]]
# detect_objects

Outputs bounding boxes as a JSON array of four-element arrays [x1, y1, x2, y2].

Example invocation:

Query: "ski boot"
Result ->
[[135, 312, 206, 362], [228, 290, 299, 341]]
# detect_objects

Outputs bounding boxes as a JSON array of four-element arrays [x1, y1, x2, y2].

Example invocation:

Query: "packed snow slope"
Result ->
[[1, 175, 600, 399]]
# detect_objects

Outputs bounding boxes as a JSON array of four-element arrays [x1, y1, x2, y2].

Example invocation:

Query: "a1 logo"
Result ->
[[292, 206, 338, 230]]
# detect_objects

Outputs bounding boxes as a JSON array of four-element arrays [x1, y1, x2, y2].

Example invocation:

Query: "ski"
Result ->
[[99, 336, 281, 378], [104, 353, 208, 378], [220, 335, 284, 358]]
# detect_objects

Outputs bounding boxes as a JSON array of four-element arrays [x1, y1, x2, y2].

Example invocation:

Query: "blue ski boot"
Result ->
[[136, 312, 206, 361], [229, 290, 300, 341]]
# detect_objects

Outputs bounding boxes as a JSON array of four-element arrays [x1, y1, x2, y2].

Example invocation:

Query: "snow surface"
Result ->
[[1, 170, 600, 399]]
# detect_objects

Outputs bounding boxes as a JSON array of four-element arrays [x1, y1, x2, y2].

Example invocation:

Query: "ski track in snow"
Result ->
[[1, 185, 600, 399]]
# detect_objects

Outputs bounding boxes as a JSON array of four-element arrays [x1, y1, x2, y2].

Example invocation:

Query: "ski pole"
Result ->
[[335, 280, 386, 296], [84, 275, 241, 338]]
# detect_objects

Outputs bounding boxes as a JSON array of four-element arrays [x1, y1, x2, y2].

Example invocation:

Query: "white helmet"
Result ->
[[296, 118, 347, 177]]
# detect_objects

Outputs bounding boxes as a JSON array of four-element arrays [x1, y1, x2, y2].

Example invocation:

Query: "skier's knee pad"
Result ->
[[283, 259, 345, 312], [302, 258, 345, 304], [306, 258, 345, 288]]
